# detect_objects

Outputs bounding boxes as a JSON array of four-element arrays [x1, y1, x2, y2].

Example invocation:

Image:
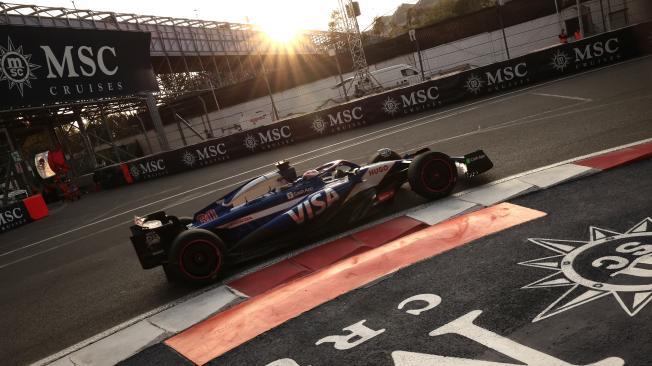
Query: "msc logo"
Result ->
[[243, 126, 292, 151], [327, 107, 363, 126], [129, 159, 166, 178], [182, 143, 228, 167], [40, 44, 118, 79], [574, 38, 619, 62], [385, 86, 441, 114], [400, 86, 439, 108], [465, 63, 528, 94], [382, 97, 400, 115], [311, 116, 327, 134], [0, 207, 24, 226], [313, 107, 365, 134], [550, 49, 571, 72], [287, 188, 340, 224], [486, 63, 528, 86], [0, 37, 41, 97]]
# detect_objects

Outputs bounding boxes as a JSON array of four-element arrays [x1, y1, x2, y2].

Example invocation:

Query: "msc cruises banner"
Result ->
[[93, 22, 652, 188], [0, 25, 158, 110], [0, 200, 30, 234]]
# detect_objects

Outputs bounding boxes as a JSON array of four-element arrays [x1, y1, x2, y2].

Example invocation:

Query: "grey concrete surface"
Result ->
[[1, 56, 651, 365]]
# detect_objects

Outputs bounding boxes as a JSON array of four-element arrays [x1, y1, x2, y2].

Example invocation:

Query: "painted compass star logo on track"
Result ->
[[0, 37, 41, 97], [520, 218, 652, 322]]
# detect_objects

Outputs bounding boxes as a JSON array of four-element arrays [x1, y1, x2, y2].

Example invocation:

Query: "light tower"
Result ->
[[337, 0, 378, 96]]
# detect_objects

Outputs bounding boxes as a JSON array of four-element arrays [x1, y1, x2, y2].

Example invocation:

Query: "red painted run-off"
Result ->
[[22, 194, 48, 220], [167, 203, 546, 365], [228, 216, 426, 297], [576, 141, 652, 170]]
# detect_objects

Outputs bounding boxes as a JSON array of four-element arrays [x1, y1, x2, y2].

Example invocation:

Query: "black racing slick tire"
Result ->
[[162, 263, 178, 283], [370, 148, 402, 163], [167, 229, 226, 285], [178, 216, 193, 227], [408, 151, 457, 200]]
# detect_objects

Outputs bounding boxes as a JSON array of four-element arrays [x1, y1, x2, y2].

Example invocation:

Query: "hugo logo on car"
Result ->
[[368, 165, 390, 176], [287, 187, 340, 224]]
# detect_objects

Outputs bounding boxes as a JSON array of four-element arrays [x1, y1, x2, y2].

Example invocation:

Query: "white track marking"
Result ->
[[85, 186, 183, 223], [2, 56, 650, 259], [531, 92, 593, 102], [0, 220, 131, 270], [411, 93, 651, 151]]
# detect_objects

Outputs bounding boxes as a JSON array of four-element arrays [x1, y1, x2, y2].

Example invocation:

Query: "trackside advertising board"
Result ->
[[0, 200, 31, 234], [94, 22, 652, 188], [0, 25, 158, 110]]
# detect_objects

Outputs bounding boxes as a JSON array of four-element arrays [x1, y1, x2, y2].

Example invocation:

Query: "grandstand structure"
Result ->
[[0, 2, 334, 86], [0, 2, 342, 171]]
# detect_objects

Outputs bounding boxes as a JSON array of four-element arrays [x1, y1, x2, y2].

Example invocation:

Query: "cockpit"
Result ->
[[223, 160, 359, 207]]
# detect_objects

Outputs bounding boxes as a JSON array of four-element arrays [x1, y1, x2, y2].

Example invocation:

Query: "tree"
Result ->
[[453, 0, 496, 16], [372, 16, 387, 37], [327, 10, 347, 51]]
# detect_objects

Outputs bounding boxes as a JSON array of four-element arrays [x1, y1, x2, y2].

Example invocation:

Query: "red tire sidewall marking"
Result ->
[[420, 158, 454, 193], [179, 239, 222, 280]]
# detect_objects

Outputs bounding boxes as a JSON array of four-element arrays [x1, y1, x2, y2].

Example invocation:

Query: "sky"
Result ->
[[18, 0, 419, 32]]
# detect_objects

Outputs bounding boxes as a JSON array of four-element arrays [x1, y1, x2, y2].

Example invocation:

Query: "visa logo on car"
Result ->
[[287, 188, 339, 224]]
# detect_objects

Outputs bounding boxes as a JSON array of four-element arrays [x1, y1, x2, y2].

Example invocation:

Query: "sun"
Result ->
[[259, 21, 301, 44], [520, 218, 652, 322]]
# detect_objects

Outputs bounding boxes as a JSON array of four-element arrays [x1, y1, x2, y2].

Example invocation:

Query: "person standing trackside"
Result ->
[[574, 29, 583, 41], [558, 29, 568, 44]]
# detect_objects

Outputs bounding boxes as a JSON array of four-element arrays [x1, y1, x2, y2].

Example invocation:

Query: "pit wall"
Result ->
[[93, 22, 652, 189]]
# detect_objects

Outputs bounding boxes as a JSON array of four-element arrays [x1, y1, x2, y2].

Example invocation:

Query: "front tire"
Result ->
[[408, 151, 457, 200], [167, 229, 225, 285]]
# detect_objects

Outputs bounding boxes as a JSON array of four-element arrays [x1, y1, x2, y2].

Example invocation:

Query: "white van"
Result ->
[[334, 64, 422, 95]]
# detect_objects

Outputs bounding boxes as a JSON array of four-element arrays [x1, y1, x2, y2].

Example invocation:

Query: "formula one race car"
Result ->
[[130, 148, 492, 284]]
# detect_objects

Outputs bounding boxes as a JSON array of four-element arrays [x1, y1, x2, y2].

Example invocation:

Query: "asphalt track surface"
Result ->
[[1, 56, 652, 365], [161, 157, 650, 366]]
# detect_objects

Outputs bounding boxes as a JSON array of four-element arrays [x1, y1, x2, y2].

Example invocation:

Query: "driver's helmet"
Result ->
[[302, 169, 320, 180]]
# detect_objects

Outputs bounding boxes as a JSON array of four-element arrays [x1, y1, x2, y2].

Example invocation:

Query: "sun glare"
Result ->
[[259, 21, 302, 44]]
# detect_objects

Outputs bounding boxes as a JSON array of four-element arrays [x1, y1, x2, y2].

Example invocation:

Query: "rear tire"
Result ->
[[162, 263, 178, 282], [178, 216, 193, 227], [408, 151, 457, 200], [167, 229, 226, 285]]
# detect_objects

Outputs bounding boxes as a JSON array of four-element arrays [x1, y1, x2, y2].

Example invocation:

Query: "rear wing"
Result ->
[[452, 150, 493, 178]]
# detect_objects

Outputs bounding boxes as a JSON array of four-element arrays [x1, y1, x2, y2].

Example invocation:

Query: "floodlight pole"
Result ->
[[497, 0, 511, 60], [143, 92, 170, 151], [329, 48, 349, 101], [576, 0, 585, 36], [338, 0, 377, 94], [409, 29, 426, 81], [553, 0, 563, 33], [258, 53, 280, 121]]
